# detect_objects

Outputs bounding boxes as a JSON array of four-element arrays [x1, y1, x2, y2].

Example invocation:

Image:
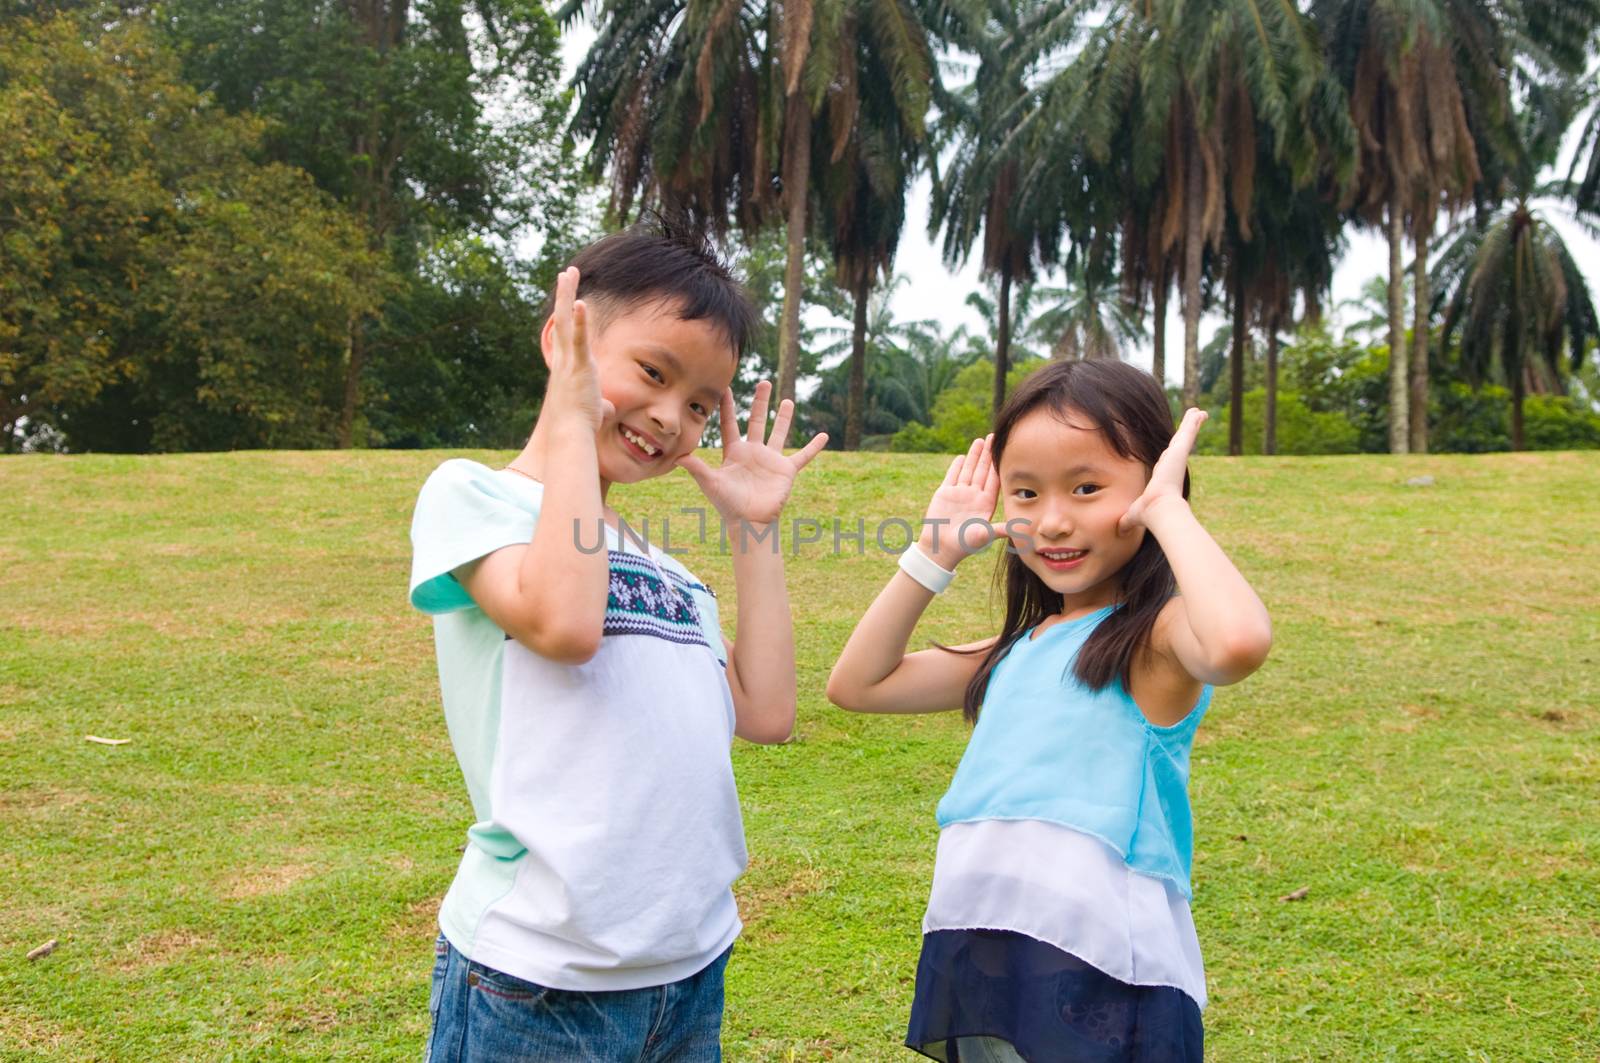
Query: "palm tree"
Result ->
[[1431, 87, 1599, 450], [1432, 199, 1598, 449], [568, 0, 933, 404], [928, 0, 1065, 419], [1041, 0, 1344, 410], [809, 285, 966, 445], [812, 3, 933, 448], [1025, 255, 1147, 362], [1314, 0, 1510, 453]]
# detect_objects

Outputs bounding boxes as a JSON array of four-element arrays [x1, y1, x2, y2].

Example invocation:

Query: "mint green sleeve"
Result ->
[[409, 460, 540, 615]]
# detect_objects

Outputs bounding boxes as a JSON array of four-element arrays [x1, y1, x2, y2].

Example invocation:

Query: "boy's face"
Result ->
[[585, 298, 737, 487]]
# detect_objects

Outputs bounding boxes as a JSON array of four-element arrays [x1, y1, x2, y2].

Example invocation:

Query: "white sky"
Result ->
[[556, 26, 1600, 386]]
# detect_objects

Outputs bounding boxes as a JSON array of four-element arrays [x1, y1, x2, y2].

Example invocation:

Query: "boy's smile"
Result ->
[[587, 301, 739, 491]]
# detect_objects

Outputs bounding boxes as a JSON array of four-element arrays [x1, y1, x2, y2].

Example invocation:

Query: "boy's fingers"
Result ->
[[675, 453, 713, 486], [571, 299, 589, 363], [790, 432, 828, 471], [768, 398, 795, 451], [714, 389, 737, 453], [746, 381, 772, 444]]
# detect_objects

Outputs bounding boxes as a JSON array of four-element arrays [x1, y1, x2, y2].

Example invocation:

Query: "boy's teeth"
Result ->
[[622, 427, 659, 455]]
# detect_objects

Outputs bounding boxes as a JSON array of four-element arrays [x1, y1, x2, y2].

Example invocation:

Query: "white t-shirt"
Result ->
[[409, 459, 744, 991]]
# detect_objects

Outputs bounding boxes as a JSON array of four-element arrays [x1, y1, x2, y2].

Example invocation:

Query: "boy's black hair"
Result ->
[[562, 215, 758, 359]]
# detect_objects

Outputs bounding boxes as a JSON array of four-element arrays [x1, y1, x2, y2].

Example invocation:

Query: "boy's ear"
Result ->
[[538, 314, 557, 362]]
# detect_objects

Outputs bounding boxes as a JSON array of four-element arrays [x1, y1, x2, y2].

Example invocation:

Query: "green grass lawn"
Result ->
[[2, 448, 1597, 1061]]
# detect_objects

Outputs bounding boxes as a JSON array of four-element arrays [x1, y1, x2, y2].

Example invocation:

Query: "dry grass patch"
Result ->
[[223, 859, 320, 899], [112, 928, 216, 972], [734, 858, 829, 943]]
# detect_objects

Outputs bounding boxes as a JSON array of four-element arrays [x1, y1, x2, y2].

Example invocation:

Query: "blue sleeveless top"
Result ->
[[935, 605, 1212, 899]]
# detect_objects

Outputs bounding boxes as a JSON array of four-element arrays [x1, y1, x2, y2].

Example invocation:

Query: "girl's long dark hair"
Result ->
[[960, 360, 1189, 723]]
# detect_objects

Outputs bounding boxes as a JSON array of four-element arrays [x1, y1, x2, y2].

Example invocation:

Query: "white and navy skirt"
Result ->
[[906, 820, 1206, 1063]]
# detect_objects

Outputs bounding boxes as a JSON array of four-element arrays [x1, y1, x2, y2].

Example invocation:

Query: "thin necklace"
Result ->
[[503, 463, 540, 483]]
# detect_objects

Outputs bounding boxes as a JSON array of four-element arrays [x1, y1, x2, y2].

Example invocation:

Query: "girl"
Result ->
[[826, 360, 1271, 1062]]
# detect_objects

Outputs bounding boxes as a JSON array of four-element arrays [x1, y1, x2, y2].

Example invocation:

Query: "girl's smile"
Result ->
[[1000, 408, 1149, 605]]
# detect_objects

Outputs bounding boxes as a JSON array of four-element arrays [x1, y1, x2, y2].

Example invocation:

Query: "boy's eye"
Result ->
[[1072, 484, 1101, 496], [642, 364, 664, 383], [690, 403, 709, 418]]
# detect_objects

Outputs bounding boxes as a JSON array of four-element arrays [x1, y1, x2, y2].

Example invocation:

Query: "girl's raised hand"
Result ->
[[918, 434, 1002, 568], [540, 266, 614, 432], [1119, 408, 1206, 534]]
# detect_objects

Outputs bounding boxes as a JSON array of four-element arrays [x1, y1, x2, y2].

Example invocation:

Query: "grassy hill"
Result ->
[[2, 449, 1597, 1060]]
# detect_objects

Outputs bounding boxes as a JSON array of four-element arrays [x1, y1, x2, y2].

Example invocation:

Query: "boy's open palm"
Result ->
[[1119, 408, 1206, 534], [541, 267, 613, 431], [921, 434, 1002, 567], [676, 381, 828, 527]]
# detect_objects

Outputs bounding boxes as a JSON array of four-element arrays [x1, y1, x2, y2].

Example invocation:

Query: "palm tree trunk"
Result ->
[[777, 92, 811, 405], [1409, 224, 1430, 453], [1264, 311, 1279, 456], [994, 265, 1013, 420], [1386, 185, 1409, 453], [1181, 145, 1204, 409], [1152, 279, 1167, 389], [1510, 364, 1526, 451], [338, 314, 365, 449], [1229, 278, 1245, 457], [846, 273, 869, 451]]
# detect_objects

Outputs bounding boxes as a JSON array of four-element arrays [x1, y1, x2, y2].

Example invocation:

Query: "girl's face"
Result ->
[[999, 407, 1151, 606]]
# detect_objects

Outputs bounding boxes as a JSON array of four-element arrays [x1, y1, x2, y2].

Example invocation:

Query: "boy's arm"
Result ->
[[1123, 410, 1273, 687], [675, 383, 827, 744], [457, 268, 612, 664]]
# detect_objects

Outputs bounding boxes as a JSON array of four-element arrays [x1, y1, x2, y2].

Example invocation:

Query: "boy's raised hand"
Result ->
[[675, 381, 827, 528], [918, 434, 1002, 568], [1119, 408, 1206, 534], [540, 266, 613, 431]]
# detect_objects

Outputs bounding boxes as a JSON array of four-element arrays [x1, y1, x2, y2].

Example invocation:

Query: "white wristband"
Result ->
[[898, 543, 956, 594]]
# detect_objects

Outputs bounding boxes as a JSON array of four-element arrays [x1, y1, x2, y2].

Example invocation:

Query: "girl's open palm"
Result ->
[[676, 381, 828, 527], [921, 435, 1002, 567], [1119, 408, 1206, 533]]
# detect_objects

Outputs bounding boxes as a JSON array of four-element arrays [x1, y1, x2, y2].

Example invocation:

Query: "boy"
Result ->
[[409, 224, 826, 1060]]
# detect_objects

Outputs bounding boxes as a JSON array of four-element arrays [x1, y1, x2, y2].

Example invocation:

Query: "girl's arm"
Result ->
[[827, 437, 1002, 714], [1124, 410, 1273, 689]]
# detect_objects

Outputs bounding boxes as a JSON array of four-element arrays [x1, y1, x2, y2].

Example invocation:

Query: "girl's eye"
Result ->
[[1073, 484, 1101, 496], [642, 364, 664, 383], [1013, 488, 1037, 501]]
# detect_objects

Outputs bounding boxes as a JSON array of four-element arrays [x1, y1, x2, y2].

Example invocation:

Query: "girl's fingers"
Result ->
[[790, 432, 829, 471], [941, 454, 963, 488], [957, 436, 984, 486], [768, 397, 795, 451], [746, 380, 772, 444], [971, 432, 994, 489]]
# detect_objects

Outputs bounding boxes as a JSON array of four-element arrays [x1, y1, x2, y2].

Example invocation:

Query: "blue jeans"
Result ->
[[424, 934, 730, 1062]]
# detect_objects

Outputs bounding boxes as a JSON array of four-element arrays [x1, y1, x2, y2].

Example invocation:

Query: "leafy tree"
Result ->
[[0, 15, 381, 452], [160, 0, 573, 445]]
